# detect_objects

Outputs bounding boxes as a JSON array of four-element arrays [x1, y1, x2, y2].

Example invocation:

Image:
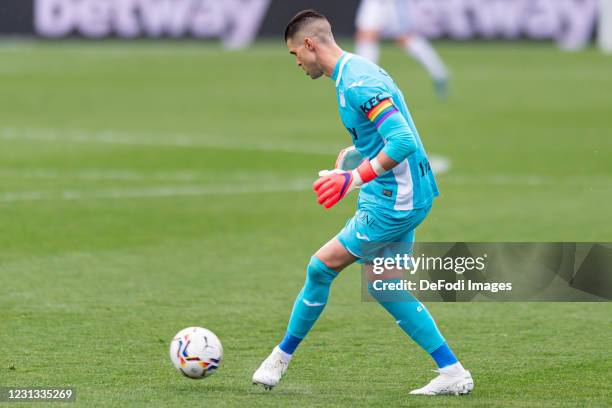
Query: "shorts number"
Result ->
[[418, 159, 431, 177]]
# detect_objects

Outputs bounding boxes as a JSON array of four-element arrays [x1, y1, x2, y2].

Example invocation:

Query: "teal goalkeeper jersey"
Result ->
[[331, 52, 439, 212]]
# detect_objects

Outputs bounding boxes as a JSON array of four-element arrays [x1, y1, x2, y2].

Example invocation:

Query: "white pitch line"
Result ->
[[0, 169, 284, 182], [444, 174, 551, 187], [429, 155, 451, 175], [3, 169, 603, 187], [0, 127, 452, 174], [439, 174, 612, 187], [0, 182, 312, 203], [2, 173, 605, 204], [0, 127, 337, 155]]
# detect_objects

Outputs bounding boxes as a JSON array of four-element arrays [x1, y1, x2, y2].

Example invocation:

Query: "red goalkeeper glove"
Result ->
[[313, 158, 385, 209]]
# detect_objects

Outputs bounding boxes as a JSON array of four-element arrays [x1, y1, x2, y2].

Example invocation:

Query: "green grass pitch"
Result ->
[[1, 41, 611, 407]]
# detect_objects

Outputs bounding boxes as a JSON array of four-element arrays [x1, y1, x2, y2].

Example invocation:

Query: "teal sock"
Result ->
[[286, 256, 338, 340], [368, 279, 446, 353]]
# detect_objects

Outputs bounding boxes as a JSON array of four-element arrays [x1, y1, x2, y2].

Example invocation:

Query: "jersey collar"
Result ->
[[332, 52, 352, 88]]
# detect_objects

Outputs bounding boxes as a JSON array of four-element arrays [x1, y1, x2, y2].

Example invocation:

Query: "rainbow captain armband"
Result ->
[[365, 97, 399, 129]]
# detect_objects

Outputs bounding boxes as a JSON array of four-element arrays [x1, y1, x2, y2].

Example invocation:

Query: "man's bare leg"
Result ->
[[398, 34, 449, 98]]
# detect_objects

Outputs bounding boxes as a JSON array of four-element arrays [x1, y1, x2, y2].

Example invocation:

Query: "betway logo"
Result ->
[[35, 0, 270, 48], [409, 0, 598, 49]]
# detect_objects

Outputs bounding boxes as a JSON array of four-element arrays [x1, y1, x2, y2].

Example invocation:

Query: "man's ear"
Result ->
[[304, 37, 315, 51]]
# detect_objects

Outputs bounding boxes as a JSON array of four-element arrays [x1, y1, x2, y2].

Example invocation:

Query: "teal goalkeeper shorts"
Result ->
[[336, 202, 432, 263]]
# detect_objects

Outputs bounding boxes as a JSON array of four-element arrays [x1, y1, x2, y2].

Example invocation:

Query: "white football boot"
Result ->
[[252, 346, 290, 390], [410, 364, 474, 396]]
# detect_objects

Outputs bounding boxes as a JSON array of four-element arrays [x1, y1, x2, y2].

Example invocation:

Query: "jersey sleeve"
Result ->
[[346, 82, 417, 163]]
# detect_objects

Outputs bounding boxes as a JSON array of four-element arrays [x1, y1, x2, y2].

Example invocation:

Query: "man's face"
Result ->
[[287, 37, 324, 80]]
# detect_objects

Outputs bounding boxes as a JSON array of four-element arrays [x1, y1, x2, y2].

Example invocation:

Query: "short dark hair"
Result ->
[[284, 9, 328, 42]]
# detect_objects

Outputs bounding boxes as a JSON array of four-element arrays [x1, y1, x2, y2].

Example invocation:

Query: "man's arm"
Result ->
[[369, 108, 418, 172], [376, 107, 418, 164], [313, 87, 417, 209]]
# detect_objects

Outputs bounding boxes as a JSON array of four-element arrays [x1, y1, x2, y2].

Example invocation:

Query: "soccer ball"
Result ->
[[169, 327, 223, 379]]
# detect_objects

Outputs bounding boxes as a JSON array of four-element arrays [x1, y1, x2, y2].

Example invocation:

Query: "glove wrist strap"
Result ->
[[353, 158, 385, 186]]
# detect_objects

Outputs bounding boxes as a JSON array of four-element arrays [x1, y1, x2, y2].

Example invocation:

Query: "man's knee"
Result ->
[[307, 256, 338, 285], [314, 239, 357, 272], [357, 30, 379, 42], [397, 34, 416, 47]]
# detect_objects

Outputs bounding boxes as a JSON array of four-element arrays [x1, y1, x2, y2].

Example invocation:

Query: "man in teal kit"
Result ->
[[252, 10, 474, 396]]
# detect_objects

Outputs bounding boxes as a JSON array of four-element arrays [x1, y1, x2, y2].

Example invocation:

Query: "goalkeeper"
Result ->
[[253, 9, 474, 396]]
